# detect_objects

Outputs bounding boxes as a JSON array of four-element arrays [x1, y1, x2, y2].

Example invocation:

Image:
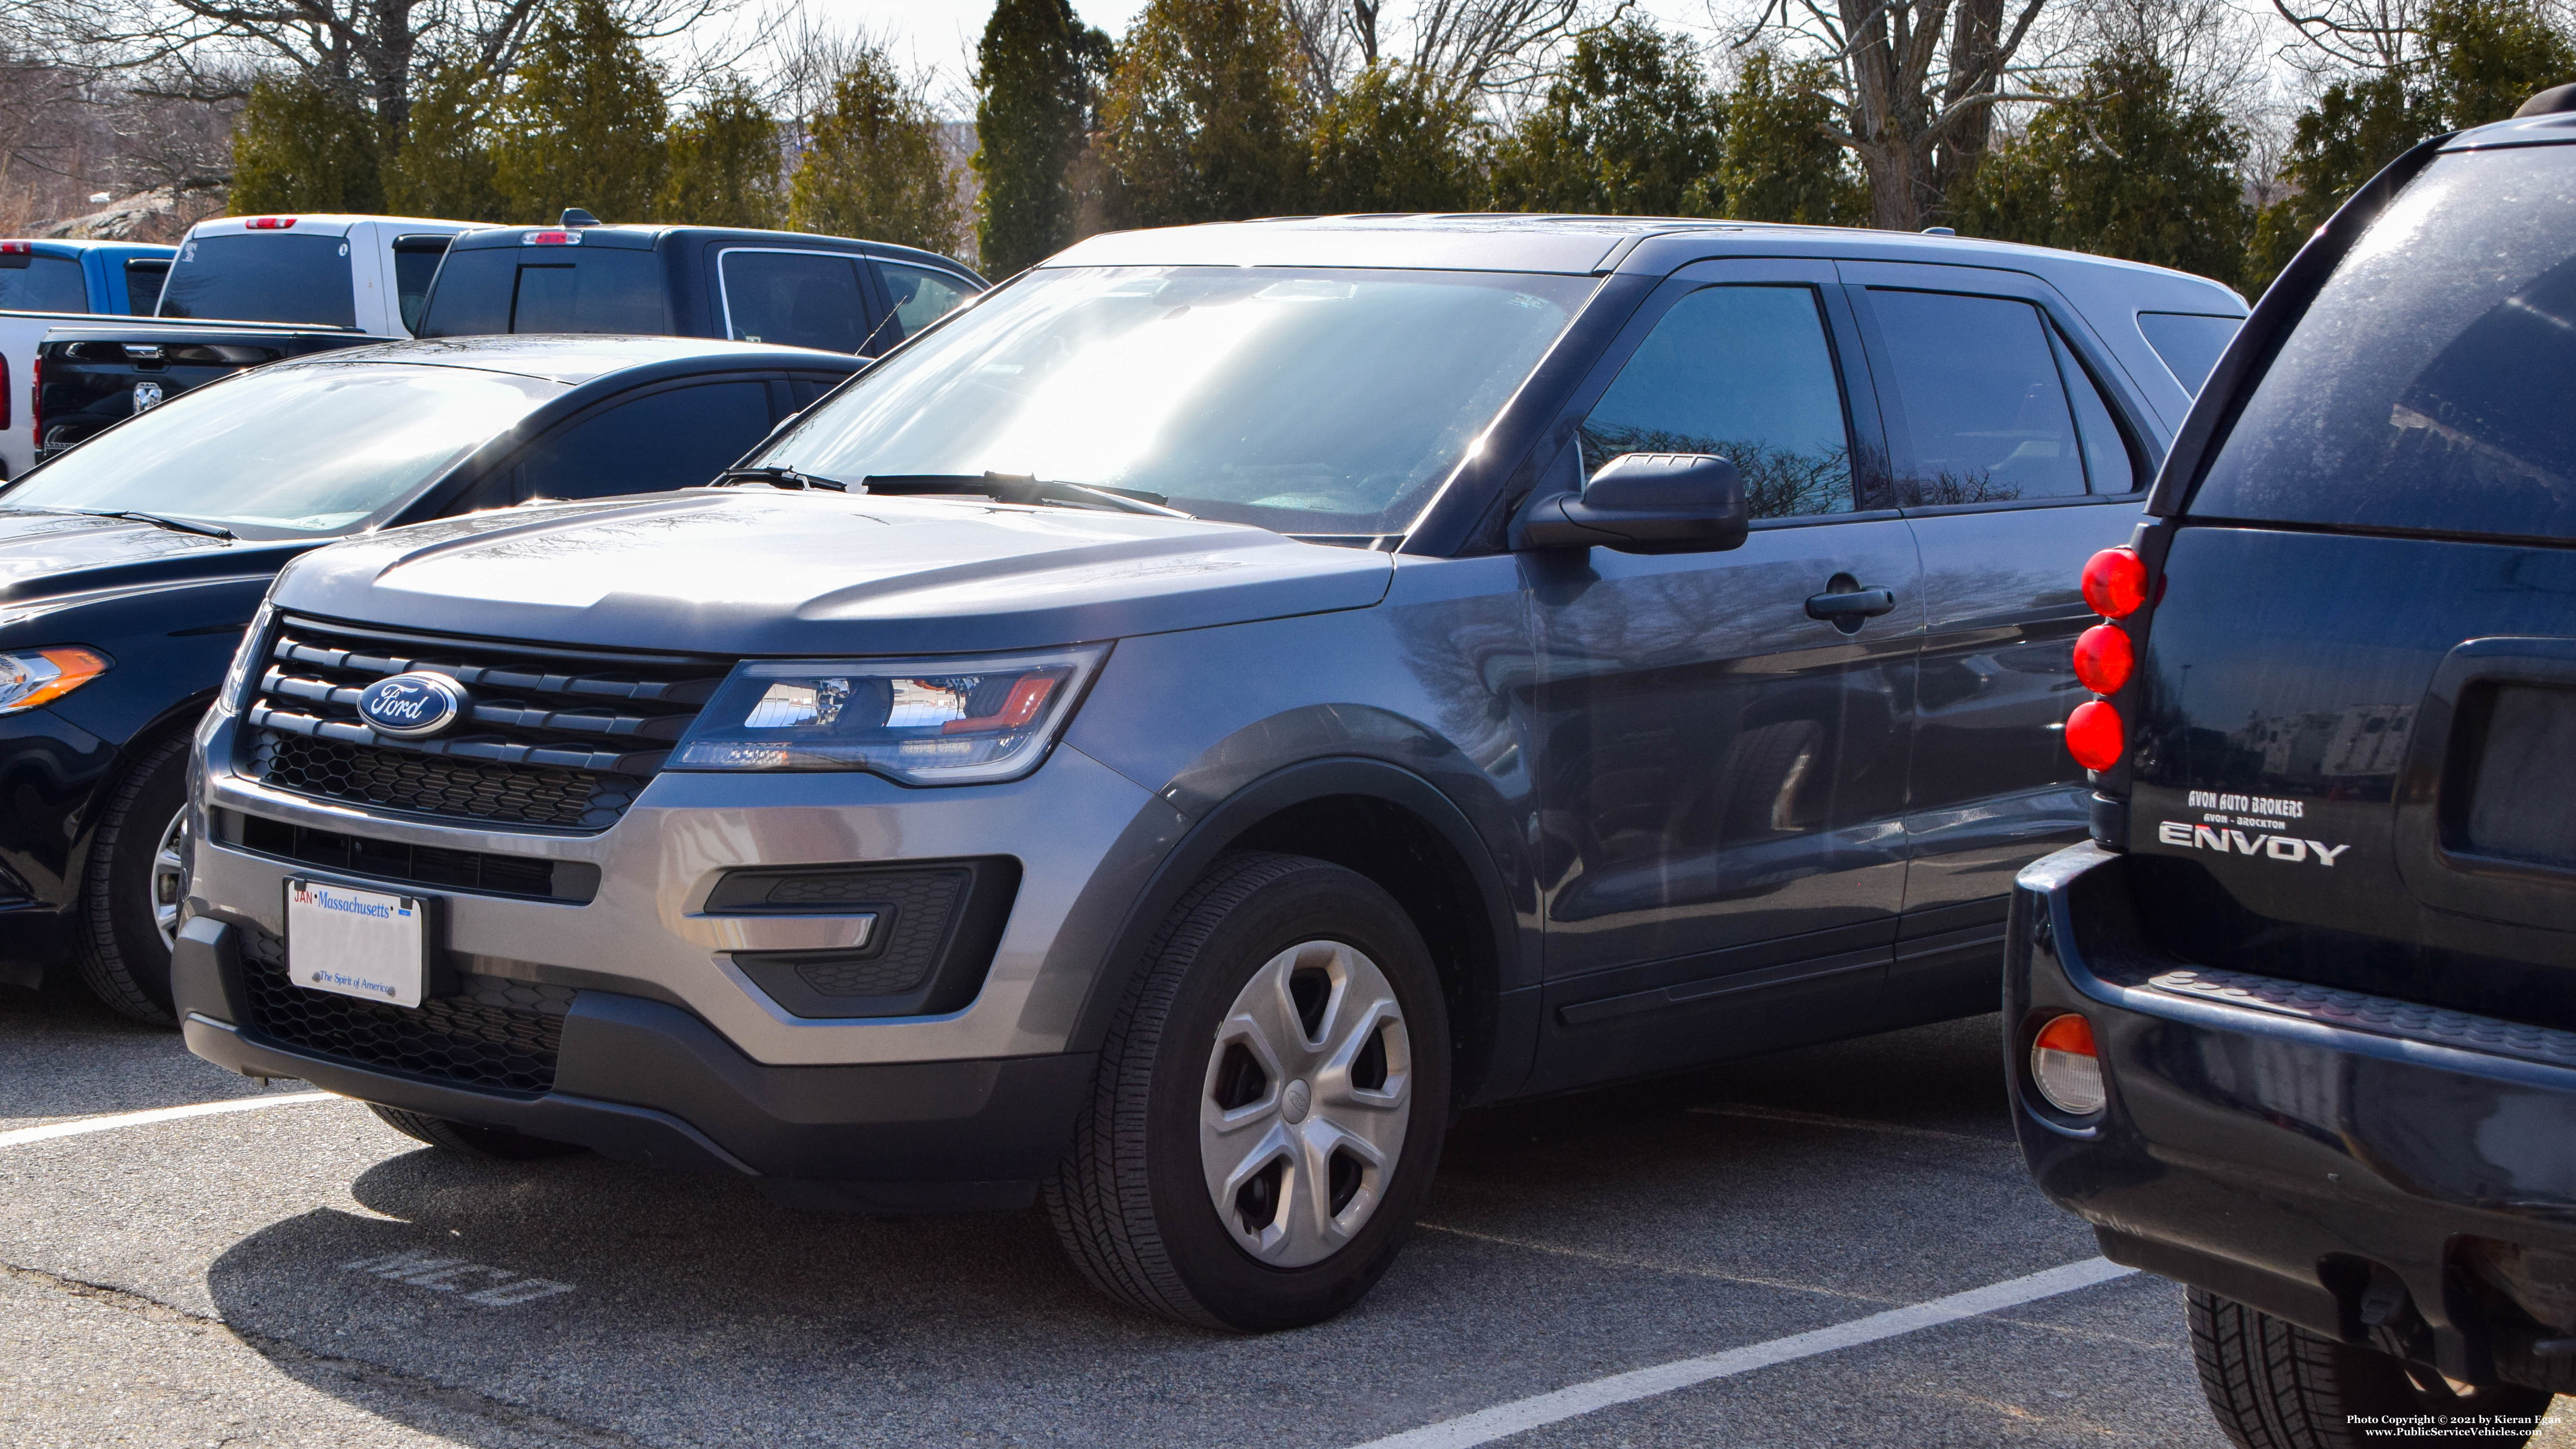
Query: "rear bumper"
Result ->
[[2009, 843, 2576, 1391], [174, 917, 1094, 1211]]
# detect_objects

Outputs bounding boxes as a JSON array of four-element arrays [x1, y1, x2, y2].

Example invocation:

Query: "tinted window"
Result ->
[[2051, 330, 2137, 492], [160, 233, 356, 327], [393, 237, 451, 334], [416, 248, 513, 336], [1581, 285, 1855, 519], [722, 251, 866, 351], [0, 362, 558, 535], [2194, 147, 2576, 542], [874, 262, 974, 346], [514, 380, 774, 500], [123, 259, 167, 316], [2136, 311, 2241, 394], [0, 256, 86, 312], [1873, 290, 2086, 503], [510, 250, 666, 334]]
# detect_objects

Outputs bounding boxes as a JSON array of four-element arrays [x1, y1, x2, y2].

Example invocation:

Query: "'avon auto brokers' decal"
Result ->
[[2158, 792, 2348, 865]]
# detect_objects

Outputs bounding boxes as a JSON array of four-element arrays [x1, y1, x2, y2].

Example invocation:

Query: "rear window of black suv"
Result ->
[[2190, 144, 2576, 543]]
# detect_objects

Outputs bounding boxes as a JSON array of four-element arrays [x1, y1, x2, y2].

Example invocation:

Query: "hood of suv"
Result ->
[[272, 490, 1396, 655]]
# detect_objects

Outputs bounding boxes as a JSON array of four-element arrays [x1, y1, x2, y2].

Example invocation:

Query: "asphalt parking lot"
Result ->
[[8, 980, 2568, 1449]]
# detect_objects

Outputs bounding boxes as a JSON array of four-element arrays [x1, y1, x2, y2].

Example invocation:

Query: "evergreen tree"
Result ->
[[384, 59, 509, 221], [788, 45, 966, 253], [1099, 0, 1310, 224], [660, 75, 782, 228], [974, 0, 1113, 276], [1960, 47, 2250, 286], [1483, 20, 1725, 216], [2246, 0, 2576, 291], [1309, 65, 1478, 212], [1718, 52, 1866, 224], [231, 75, 386, 215], [490, 0, 670, 224]]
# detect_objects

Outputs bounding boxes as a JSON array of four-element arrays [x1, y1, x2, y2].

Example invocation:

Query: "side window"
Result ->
[[392, 236, 452, 334], [722, 251, 867, 352], [872, 263, 973, 347], [0, 255, 87, 312], [2050, 329, 2137, 492], [2136, 311, 2241, 395], [1580, 284, 1857, 519], [1869, 290, 2088, 503], [124, 259, 168, 316], [514, 381, 775, 502]]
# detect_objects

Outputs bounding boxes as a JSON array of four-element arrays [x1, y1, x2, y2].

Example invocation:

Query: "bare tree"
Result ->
[[1291, 0, 1621, 108]]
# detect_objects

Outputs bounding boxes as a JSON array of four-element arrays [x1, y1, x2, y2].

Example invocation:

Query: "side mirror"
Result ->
[[1511, 452, 1750, 554]]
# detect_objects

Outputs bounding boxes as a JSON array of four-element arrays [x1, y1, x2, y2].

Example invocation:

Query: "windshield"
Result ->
[[160, 233, 357, 327], [2191, 146, 2576, 541], [0, 362, 560, 538], [754, 265, 1596, 536]]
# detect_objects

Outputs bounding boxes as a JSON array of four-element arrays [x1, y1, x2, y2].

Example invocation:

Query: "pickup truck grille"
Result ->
[[243, 616, 730, 832]]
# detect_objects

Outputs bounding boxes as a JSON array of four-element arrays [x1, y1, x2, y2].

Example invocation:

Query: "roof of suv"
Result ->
[[441, 222, 985, 279], [284, 333, 870, 385]]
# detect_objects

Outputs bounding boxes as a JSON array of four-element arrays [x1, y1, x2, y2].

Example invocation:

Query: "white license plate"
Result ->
[[285, 879, 428, 1008]]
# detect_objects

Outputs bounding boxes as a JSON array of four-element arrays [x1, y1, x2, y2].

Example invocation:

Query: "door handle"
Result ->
[[1806, 586, 1897, 622]]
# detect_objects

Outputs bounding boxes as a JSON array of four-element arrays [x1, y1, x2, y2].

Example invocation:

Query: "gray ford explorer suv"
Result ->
[[176, 215, 2245, 1329]]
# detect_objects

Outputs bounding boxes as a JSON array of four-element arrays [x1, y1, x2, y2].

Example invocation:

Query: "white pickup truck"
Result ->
[[8, 214, 476, 473], [0, 238, 175, 481]]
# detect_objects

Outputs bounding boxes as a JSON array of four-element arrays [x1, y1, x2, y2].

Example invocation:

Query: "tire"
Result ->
[[367, 1104, 585, 1161], [2189, 1287, 2550, 1448], [72, 733, 194, 1024], [1045, 852, 1452, 1331]]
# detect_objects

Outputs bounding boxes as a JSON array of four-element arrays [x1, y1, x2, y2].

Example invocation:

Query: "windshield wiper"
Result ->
[[860, 473, 1193, 519], [711, 466, 848, 492], [60, 509, 235, 540]]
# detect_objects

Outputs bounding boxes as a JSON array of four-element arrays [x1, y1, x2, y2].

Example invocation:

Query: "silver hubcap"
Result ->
[[1199, 939, 1412, 1268], [149, 807, 188, 953]]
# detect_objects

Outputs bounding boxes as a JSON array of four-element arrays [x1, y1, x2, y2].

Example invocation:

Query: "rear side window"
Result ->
[[721, 251, 867, 351], [392, 236, 452, 334], [123, 259, 168, 315], [1870, 290, 2103, 503], [2136, 312, 2240, 394], [1580, 284, 1857, 519], [2193, 147, 2576, 542], [161, 233, 356, 327], [873, 262, 975, 348], [513, 380, 774, 500], [0, 255, 86, 312], [416, 246, 664, 336]]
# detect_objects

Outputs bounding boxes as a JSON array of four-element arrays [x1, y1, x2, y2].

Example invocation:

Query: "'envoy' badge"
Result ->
[[357, 673, 469, 739]]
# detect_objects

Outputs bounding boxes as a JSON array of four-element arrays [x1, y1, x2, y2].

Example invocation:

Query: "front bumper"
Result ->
[[2009, 843, 2576, 1390], [0, 706, 121, 986], [174, 916, 1093, 1209]]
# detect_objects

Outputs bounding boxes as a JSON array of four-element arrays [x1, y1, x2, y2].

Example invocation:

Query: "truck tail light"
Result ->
[[0, 240, 29, 255], [243, 216, 296, 229], [2065, 699, 2123, 771], [2071, 624, 2132, 695], [523, 230, 580, 245], [27, 355, 38, 447], [2031, 1014, 2106, 1115], [1, 352, 9, 432], [2080, 547, 2149, 619]]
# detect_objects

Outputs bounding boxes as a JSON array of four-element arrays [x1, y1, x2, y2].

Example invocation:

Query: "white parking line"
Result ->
[[0, 1092, 336, 1149], [1345, 1256, 2139, 1449]]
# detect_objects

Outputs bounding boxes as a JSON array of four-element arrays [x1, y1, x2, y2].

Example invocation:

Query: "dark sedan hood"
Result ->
[[271, 491, 1395, 655], [0, 509, 303, 609]]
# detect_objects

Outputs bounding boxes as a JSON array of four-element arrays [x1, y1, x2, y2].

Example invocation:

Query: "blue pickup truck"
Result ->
[[0, 238, 178, 479]]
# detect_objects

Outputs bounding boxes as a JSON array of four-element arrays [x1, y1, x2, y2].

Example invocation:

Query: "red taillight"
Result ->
[[243, 216, 295, 229], [2031, 1013, 2106, 1114], [2071, 624, 2133, 695], [27, 355, 38, 447], [2065, 699, 2123, 771], [524, 230, 580, 245], [2080, 547, 2149, 618], [0, 240, 28, 255], [1, 351, 9, 432]]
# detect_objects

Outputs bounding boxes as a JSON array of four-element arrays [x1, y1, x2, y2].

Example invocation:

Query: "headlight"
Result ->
[[214, 604, 275, 716], [0, 646, 112, 715], [671, 646, 1105, 784]]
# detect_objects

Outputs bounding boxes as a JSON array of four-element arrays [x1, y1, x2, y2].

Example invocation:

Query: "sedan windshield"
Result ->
[[0, 362, 560, 538], [755, 265, 1598, 537]]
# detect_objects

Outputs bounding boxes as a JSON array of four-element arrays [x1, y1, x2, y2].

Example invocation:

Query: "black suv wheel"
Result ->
[[1046, 852, 1452, 1331], [2190, 1287, 2549, 1448], [72, 733, 192, 1024]]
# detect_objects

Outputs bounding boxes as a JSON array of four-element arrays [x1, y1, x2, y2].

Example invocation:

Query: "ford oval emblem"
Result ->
[[356, 673, 468, 739]]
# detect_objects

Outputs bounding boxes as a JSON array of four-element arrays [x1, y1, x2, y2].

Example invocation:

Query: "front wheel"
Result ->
[[73, 733, 193, 1024], [2189, 1287, 2550, 1448], [1046, 852, 1452, 1331]]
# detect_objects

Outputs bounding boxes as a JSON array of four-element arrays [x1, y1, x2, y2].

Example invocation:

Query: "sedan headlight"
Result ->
[[0, 647, 112, 715], [671, 646, 1105, 784]]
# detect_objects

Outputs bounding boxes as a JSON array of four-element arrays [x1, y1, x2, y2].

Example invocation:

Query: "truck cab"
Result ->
[[0, 238, 180, 480]]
